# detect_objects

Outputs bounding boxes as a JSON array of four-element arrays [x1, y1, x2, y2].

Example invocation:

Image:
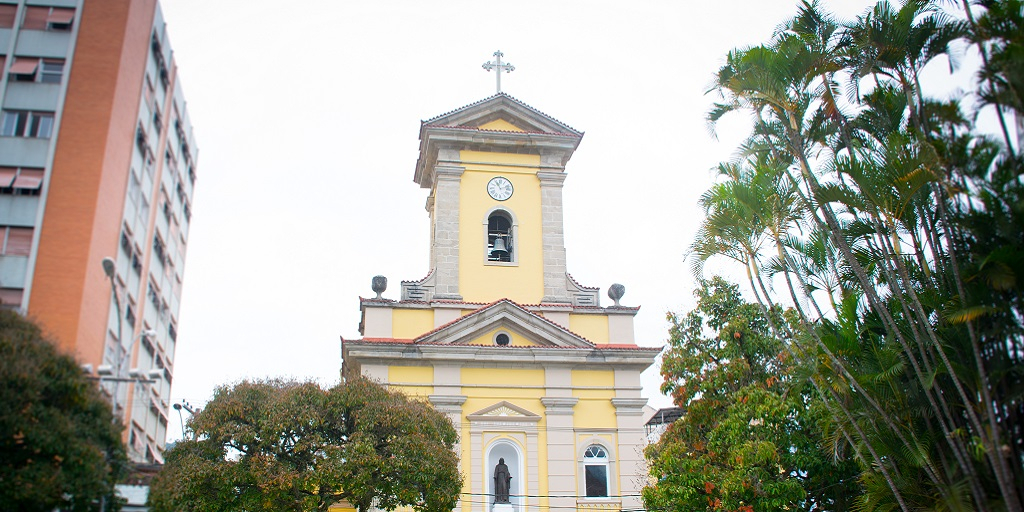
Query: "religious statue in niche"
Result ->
[[493, 458, 512, 503]]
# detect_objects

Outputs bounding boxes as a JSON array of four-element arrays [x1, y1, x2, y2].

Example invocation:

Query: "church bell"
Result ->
[[491, 236, 509, 257]]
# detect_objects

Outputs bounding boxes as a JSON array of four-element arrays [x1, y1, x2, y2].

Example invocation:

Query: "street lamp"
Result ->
[[172, 400, 197, 440], [100, 257, 158, 419]]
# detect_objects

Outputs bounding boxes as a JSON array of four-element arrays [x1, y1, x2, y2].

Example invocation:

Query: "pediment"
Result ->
[[414, 299, 594, 348], [422, 93, 581, 136], [414, 94, 584, 188], [466, 401, 542, 422]]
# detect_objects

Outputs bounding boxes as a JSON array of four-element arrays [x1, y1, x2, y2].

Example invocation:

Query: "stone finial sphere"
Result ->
[[608, 283, 625, 307], [371, 275, 387, 300]]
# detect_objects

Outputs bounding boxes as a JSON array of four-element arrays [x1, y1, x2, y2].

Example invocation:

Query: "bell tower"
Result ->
[[405, 93, 592, 305], [343, 91, 658, 512]]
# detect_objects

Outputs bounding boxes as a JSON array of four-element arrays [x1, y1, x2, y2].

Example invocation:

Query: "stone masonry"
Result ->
[[538, 169, 569, 303], [431, 149, 463, 299]]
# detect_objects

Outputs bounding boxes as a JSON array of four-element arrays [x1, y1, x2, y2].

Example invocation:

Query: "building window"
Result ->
[[8, 58, 64, 84], [152, 235, 167, 266], [39, 60, 64, 83], [494, 331, 511, 346], [144, 75, 155, 110], [1, 110, 54, 138], [9, 57, 39, 81], [0, 226, 34, 256], [486, 210, 514, 263], [0, 4, 17, 29], [0, 288, 24, 309], [583, 445, 609, 498], [22, 6, 75, 31], [125, 302, 136, 327], [147, 281, 161, 311], [153, 107, 162, 136], [0, 167, 45, 196]]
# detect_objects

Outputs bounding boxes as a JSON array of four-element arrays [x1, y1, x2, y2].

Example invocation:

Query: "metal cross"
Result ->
[[482, 50, 515, 94]]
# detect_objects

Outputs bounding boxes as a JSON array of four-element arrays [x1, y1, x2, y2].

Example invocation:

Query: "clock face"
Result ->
[[487, 177, 514, 201]]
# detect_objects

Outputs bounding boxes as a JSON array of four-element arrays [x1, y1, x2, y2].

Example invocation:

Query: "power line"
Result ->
[[461, 492, 643, 499]]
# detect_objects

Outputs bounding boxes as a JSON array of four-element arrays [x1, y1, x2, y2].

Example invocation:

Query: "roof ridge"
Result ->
[[411, 298, 596, 347], [421, 93, 582, 135]]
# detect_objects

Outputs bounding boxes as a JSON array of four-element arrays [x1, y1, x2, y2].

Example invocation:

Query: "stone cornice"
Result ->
[[428, 394, 467, 414], [343, 342, 659, 371], [611, 398, 649, 415], [537, 171, 568, 185], [541, 397, 579, 415], [428, 394, 467, 407], [415, 128, 581, 189]]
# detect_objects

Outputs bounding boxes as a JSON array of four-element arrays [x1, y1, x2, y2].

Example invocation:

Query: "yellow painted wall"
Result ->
[[572, 370, 617, 429], [388, 365, 434, 397], [392, 309, 433, 338], [463, 367, 545, 388], [479, 119, 524, 132], [467, 327, 539, 347], [569, 314, 610, 344], [458, 151, 544, 304]]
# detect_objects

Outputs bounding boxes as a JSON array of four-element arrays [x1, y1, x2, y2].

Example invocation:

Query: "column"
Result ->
[[611, 397, 649, 512], [538, 171, 568, 303], [432, 150, 463, 300], [542, 396, 578, 512]]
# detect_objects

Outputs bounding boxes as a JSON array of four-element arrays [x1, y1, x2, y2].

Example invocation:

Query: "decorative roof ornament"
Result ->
[[481, 50, 515, 94], [371, 275, 387, 300], [608, 283, 625, 307]]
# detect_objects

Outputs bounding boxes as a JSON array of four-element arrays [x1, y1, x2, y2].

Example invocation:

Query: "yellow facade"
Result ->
[[568, 315, 610, 344], [458, 151, 544, 303], [392, 309, 433, 339], [388, 365, 434, 397], [343, 94, 658, 512]]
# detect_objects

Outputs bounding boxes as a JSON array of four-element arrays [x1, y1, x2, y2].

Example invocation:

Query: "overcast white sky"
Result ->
[[157, 0, 980, 442]]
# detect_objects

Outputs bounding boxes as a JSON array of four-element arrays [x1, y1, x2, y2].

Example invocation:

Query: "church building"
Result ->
[[341, 92, 660, 512]]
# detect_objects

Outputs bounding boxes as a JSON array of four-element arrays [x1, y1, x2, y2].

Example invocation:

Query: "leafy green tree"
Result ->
[[147, 376, 463, 512], [0, 309, 128, 511], [693, 1, 1024, 509], [644, 277, 860, 512]]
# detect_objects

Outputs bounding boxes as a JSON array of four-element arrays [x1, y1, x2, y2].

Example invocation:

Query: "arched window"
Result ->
[[583, 445, 609, 497], [487, 210, 513, 262]]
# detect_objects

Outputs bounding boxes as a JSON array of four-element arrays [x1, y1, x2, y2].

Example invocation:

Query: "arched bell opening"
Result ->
[[484, 209, 516, 263]]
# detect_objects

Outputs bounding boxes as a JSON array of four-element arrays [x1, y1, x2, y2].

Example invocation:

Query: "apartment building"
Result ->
[[0, 0, 197, 463]]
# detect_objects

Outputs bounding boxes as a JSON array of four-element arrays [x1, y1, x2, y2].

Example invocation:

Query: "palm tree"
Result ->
[[695, 2, 1024, 509]]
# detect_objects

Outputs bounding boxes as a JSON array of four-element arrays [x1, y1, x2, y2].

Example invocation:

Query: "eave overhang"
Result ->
[[413, 94, 585, 188], [342, 340, 661, 372]]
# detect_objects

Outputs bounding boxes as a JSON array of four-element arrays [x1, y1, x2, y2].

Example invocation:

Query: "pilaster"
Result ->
[[538, 171, 569, 303], [429, 394, 467, 511], [431, 151, 463, 300], [611, 398, 648, 512], [542, 395, 578, 512]]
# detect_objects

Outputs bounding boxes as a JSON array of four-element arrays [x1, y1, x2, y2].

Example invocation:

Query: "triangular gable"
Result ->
[[414, 94, 584, 188], [466, 400, 542, 423], [422, 93, 582, 136], [414, 299, 594, 348]]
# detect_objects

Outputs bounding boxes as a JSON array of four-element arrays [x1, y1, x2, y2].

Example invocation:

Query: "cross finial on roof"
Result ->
[[481, 50, 515, 94]]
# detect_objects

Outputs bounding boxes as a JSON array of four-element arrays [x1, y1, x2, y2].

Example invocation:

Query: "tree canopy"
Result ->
[[648, 0, 1023, 510], [0, 309, 128, 511], [644, 278, 859, 512], [147, 376, 463, 512]]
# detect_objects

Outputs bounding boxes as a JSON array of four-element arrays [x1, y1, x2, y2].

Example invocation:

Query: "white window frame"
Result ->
[[39, 59, 64, 83], [577, 441, 616, 500], [483, 207, 519, 266], [0, 110, 54, 138]]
